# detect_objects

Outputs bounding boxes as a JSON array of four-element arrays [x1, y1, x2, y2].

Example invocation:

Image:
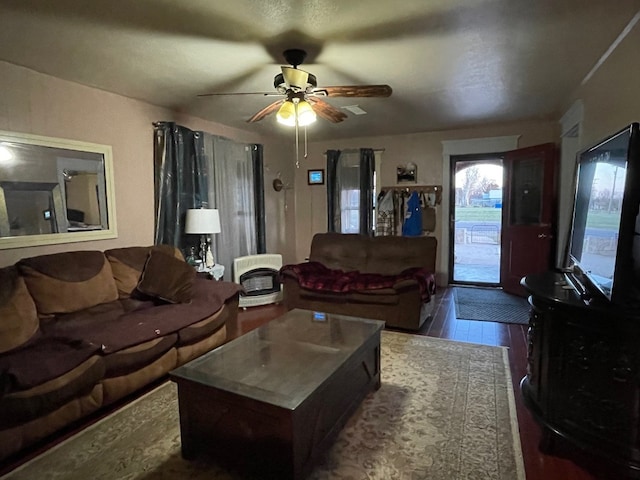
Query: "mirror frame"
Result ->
[[0, 130, 117, 249]]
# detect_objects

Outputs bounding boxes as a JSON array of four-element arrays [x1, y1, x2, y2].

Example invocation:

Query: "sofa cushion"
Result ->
[[42, 298, 155, 332], [0, 267, 39, 353], [18, 251, 119, 315], [0, 355, 104, 430], [136, 249, 195, 303], [102, 334, 177, 378], [297, 286, 399, 305], [309, 233, 368, 272], [176, 309, 227, 346], [105, 245, 183, 298], [364, 235, 437, 274], [105, 246, 151, 298], [0, 336, 101, 394], [42, 279, 241, 354], [309, 232, 438, 274]]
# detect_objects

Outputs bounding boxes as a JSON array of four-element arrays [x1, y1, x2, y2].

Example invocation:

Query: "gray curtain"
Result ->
[[252, 144, 266, 252], [154, 122, 264, 264], [359, 148, 375, 236], [153, 122, 208, 251], [326, 149, 341, 232]]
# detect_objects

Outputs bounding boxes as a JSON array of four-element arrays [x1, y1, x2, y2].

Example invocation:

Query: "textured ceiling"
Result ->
[[0, 0, 638, 141]]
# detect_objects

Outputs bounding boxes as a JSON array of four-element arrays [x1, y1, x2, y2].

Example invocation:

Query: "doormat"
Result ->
[[453, 287, 530, 325]]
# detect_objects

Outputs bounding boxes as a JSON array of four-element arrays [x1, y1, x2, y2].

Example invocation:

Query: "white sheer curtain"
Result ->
[[202, 134, 257, 267], [337, 151, 362, 233]]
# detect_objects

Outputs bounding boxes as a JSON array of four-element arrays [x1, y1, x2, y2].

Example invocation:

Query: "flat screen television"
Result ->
[[567, 122, 640, 305]]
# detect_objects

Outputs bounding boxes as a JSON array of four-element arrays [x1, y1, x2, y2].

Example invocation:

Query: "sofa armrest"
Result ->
[[391, 278, 420, 293], [279, 268, 299, 280]]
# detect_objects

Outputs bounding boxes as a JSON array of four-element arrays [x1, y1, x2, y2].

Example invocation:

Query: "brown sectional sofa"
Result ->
[[0, 245, 241, 461], [281, 233, 437, 330]]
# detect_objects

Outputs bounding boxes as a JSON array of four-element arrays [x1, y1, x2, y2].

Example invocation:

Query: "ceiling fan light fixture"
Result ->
[[276, 100, 297, 126], [296, 100, 317, 126], [281, 67, 309, 91]]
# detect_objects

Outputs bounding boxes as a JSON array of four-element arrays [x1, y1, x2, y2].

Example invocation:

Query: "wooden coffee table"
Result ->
[[170, 309, 384, 479]]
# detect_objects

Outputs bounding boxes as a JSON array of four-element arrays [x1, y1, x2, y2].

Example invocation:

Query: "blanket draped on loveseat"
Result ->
[[280, 262, 436, 302]]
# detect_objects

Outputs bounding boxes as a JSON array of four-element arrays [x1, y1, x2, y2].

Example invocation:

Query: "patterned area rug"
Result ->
[[454, 287, 530, 325], [3, 332, 525, 480]]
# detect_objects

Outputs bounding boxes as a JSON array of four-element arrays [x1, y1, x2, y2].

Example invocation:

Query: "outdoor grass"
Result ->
[[585, 211, 623, 230], [455, 206, 620, 230], [455, 206, 502, 222]]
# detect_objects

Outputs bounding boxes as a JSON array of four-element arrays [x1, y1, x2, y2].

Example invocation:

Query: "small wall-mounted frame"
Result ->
[[308, 169, 325, 185], [397, 162, 417, 183]]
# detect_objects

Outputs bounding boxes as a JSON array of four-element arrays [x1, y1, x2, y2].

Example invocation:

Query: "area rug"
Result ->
[[2, 332, 525, 480], [453, 287, 530, 325]]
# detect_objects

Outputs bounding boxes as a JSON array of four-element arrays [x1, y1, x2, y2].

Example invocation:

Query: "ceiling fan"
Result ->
[[198, 49, 392, 125]]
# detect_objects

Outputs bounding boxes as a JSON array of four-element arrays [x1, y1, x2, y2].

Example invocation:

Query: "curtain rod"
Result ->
[[381, 185, 441, 192], [324, 148, 385, 154]]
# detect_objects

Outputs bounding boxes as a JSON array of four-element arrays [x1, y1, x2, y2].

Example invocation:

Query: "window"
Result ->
[[340, 189, 360, 233], [327, 149, 377, 235]]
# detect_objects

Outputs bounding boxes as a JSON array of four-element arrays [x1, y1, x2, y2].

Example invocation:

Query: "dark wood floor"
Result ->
[[0, 287, 618, 478]]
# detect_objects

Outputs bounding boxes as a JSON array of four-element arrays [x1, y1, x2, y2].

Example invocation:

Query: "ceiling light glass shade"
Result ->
[[296, 100, 317, 126], [276, 101, 297, 126], [281, 66, 309, 90], [0, 145, 13, 162]]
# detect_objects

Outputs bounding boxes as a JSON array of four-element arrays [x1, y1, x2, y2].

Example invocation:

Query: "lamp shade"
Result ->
[[276, 100, 297, 126], [185, 208, 221, 234]]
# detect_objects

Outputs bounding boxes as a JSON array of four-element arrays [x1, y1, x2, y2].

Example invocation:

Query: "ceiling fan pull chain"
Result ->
[[304, 125, 309, 159], [295, 113, 300, 168]]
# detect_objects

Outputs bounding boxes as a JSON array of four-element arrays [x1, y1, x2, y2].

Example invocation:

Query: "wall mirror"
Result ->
[[0, 130, 117, 249]]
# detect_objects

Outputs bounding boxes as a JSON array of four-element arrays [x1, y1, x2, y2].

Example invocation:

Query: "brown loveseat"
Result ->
[[0, 245, 241, 461], [280, 233, 437, 330]]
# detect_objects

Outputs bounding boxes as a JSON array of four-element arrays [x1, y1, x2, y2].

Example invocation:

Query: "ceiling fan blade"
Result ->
[[306, 97, 348, 123], [315, 85, 393, 98], [198, 92, 281, 97], [247, 99, 285, 123]]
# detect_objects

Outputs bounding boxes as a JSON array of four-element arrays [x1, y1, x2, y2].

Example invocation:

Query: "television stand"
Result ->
[[521, 271, 640, 478]]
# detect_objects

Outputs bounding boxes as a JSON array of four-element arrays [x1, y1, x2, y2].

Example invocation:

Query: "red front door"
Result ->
[[501, 143, 557, 296]]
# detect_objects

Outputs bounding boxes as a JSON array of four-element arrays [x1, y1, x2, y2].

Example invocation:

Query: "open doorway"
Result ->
[[450, 155, 504, 286]]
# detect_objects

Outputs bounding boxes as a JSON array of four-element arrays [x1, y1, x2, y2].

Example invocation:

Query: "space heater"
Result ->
[[233, 254, 283, 308]]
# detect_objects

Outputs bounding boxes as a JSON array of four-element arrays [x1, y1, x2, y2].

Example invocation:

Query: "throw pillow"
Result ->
[[18, 251, 119, 314], [136, 249, 195, 304]]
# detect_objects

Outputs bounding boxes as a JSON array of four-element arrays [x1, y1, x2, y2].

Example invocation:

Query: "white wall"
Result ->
[[568, 17, 640, 149]]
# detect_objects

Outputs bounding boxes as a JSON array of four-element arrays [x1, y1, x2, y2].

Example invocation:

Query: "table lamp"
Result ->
[[185, 208, 221, 270]]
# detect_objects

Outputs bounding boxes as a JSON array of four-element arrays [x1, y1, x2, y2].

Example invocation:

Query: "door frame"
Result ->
[[441, 136, 520, 286], [448, 153, 504, 286]]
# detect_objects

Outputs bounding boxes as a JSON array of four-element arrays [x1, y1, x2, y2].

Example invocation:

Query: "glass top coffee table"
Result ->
[[170, 308, 384, 479]]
